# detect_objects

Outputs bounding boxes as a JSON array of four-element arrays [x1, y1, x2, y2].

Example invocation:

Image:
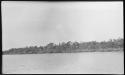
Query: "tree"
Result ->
[[46, 43, 55, 49]]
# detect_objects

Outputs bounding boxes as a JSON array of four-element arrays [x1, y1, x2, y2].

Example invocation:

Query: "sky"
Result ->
[[2, 1, 123, 50]]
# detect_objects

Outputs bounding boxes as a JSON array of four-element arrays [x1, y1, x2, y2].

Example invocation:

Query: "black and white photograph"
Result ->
[[2, 1, 124, 74]]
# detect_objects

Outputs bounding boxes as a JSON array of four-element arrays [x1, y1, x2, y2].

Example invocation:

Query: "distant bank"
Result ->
[[3, 38, 124, 55]]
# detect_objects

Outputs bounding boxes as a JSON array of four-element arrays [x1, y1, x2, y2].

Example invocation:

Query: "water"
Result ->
[[2, 52, 124, 74]]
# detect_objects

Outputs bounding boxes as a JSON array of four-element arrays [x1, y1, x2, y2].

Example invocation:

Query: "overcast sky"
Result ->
[[2, 1, 123, 50]]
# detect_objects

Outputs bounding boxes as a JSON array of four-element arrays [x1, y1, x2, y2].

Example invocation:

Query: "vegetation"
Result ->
[[3, 38, 124, 55]]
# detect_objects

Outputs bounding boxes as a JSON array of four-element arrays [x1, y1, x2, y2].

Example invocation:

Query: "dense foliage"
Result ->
[[3, 38, 124, 55]]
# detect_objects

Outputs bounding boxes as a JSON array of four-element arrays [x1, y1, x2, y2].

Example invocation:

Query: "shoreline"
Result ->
[[2, 50, 123, 55]]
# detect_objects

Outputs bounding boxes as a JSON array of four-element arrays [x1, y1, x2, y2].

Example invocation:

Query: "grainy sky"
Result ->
[[2, 1, 123, 50]]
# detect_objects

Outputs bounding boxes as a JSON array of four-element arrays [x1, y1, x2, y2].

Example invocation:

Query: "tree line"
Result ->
[[3, 38, 124, 55]]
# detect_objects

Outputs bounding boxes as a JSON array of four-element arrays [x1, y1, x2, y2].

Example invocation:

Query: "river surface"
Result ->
[[2, 52, 124, 74]]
